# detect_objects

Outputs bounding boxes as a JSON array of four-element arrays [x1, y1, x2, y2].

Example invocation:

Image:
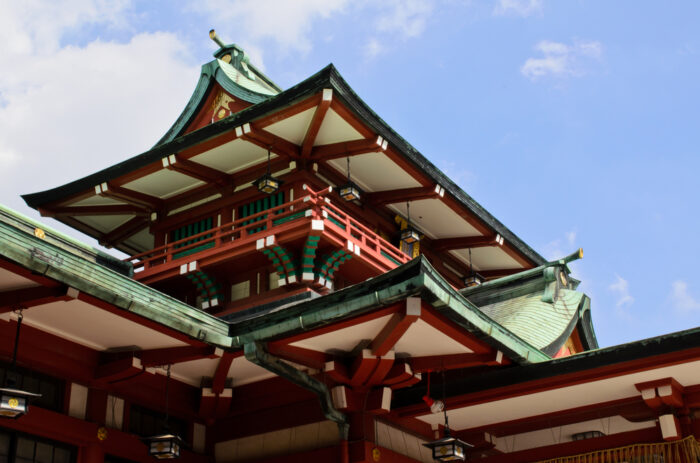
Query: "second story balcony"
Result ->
[[124, 185, 411, 305]]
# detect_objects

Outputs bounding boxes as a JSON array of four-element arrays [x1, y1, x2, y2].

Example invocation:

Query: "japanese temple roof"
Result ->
[[156, 48, 281, 146], [0, 205, 231, 347], [22, 63, 546, 270]]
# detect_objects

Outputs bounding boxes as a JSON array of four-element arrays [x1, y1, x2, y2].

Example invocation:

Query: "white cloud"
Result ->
[[365, 38, 385, 59], [375, 0, 433, 39], [670, 280, 700, 313], [609, 274, 634, 309], [542, 229, 577, 261], [493, 0, 542, 17], [520, 39, 603, 80], [198, 0, 350, 56], [0, 2, 198, 219]]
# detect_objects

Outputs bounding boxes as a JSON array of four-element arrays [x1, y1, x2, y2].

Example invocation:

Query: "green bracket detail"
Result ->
[[186, 270, 224, 307], [260, 242, 298, 283]]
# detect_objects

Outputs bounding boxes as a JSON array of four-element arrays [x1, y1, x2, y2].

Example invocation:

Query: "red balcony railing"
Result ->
[[124, 185, 410, 283]]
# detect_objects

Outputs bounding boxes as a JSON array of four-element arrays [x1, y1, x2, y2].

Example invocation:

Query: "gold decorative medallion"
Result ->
[[8, 398, 18, 408], [97, 427, 108, 441], [34, 228, 45, 239], [372, 447, 381, 461]]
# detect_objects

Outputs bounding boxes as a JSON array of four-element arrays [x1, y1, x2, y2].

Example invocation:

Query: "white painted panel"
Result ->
[[68, 383, 88, 420], [394, 319, 473, 356], [171, 358, 219, 386], [328, 152, 421, 193], [71, 195, 126, 207], [191, 138, 270, 174], [75, 214, 133, 234], [228, 357, 276, 386], [0, 267, 39, 291], [123, 226, 154, 252], [22, 299, 186, 351], [231, 280, 250, 302], [314, 108, 364, 145], [290, 314, 393, 353], [493, 416, 655, 453], [389, 200, 481, 240], [105, 395, 124, 430], [121, 169, 204, 199], [417, 359, 700, 431], [265, 107, 315, 145], [451, 246, 523, 271]]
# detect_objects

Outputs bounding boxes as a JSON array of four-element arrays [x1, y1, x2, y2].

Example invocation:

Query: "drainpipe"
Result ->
[[243, 342, 350, 443]]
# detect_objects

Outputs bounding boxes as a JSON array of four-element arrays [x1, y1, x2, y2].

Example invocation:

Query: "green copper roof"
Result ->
[[0, 205, 230, 346]]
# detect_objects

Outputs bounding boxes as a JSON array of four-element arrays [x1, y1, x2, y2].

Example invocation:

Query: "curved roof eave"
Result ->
[[22, 64, 545, 266]]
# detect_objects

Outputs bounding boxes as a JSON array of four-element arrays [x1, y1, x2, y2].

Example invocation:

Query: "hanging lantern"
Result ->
[[144, 365, 182, 459], [254, 147, 282, 194], [463, 273, 484, 288], [0, 309, 41, 419], [0, 387, 40, 419], [401, 202, 421, 245], [422, 435, 471, 461], [339, 157, 361, 201], [144, 434, 182, 460]]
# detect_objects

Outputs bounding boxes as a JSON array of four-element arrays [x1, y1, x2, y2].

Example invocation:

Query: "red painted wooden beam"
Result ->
[[212, 351, 239, 394], [267, 342, 328, 370], [366, 352, 395, 386], [101, 216, 149, 247], [409, 352, 502, 373], [383, 363, 414, 386], [431, 234, 502, 251], [350, 350, 380, 387], [137, 345, 218, 366], [365, 186, 440, 206], [94, 356, 143, 383], [370, 298, 421, 356], [310, 137, 383, 160], [166, 156, 230, 186], [325, 360, 351, 385], [301, 90, 332, 158], [101, 183, 164, 210], [0, 285, 69, 312], [38, 205, 149, 217]]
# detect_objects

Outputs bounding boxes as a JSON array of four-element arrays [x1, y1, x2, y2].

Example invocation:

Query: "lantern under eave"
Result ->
[[144, 434, 182, 459], [0, 387, 40, 419]]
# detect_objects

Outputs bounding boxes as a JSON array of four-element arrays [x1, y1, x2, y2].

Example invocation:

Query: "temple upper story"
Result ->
[[22, 33, 548, 318]]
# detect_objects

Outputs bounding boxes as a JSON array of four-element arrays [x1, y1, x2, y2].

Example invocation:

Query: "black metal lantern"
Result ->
[[144, 365, 182, 459], [464, 249, 483, 287], [422, 369, 472, 461], [400, 202, 421, 245], [145, 434, 182, 460], [339, 157, 361, 202], [423, 435, 471, 461], [0, 387, 40, 419], [0, 309, 40, 419], [254, 148, 282, 194]]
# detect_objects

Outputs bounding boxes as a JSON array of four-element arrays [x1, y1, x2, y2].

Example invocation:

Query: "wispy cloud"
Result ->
[[364, 0, 434, 59], [521, 39, 603, 81], [609, 275, 634, 317], [542, 229, 577, 261], [493, 0, 542, 17], [670, 280, 700, 313]]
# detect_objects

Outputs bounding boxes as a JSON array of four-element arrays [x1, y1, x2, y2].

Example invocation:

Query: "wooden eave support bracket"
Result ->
[[636, 377, 686, 441], [95, 182, 164, 211], [136, 345, 220, 367], [100, 216, 148, 248], [94, 356, 143, 384], [0, 285, 71, 313], [238, 123, 300, 159], [431, 233, 505, 252], [365, 184, 445, 206], [370, 297, 421, 356], [162, 154, 230, 187], [310, 135, 387, 160], [301, 89, 333, 158]]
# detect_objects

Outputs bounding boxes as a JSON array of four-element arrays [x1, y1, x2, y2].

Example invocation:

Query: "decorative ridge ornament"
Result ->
[[0, 307, 41, 419]]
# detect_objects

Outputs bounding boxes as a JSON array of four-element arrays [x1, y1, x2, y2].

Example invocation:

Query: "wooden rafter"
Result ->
[[310, 137, 384, 160], [165, 155, 230, 186], [301, 89, 333, 158], [137, 345, 218, 367], [365, 186, 441, 206], [242, 126, 300, 159], [38, 205, 149, 217], [101, 216, 149, 248], [370, 298, 421, 356], [431, 234, 502, 251], [0, 286, 70, 313], [409, 352, 502, 373], [99, 183, 164, 210]]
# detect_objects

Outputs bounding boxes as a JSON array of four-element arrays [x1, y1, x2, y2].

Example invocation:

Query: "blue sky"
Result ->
[[1, 1, 699, 348]]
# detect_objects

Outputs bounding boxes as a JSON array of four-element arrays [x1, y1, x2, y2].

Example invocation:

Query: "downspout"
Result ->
[[243, 342, 350, 459]]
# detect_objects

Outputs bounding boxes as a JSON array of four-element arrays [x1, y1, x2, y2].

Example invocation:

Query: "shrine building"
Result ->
[[0, 30, 698, 463]]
